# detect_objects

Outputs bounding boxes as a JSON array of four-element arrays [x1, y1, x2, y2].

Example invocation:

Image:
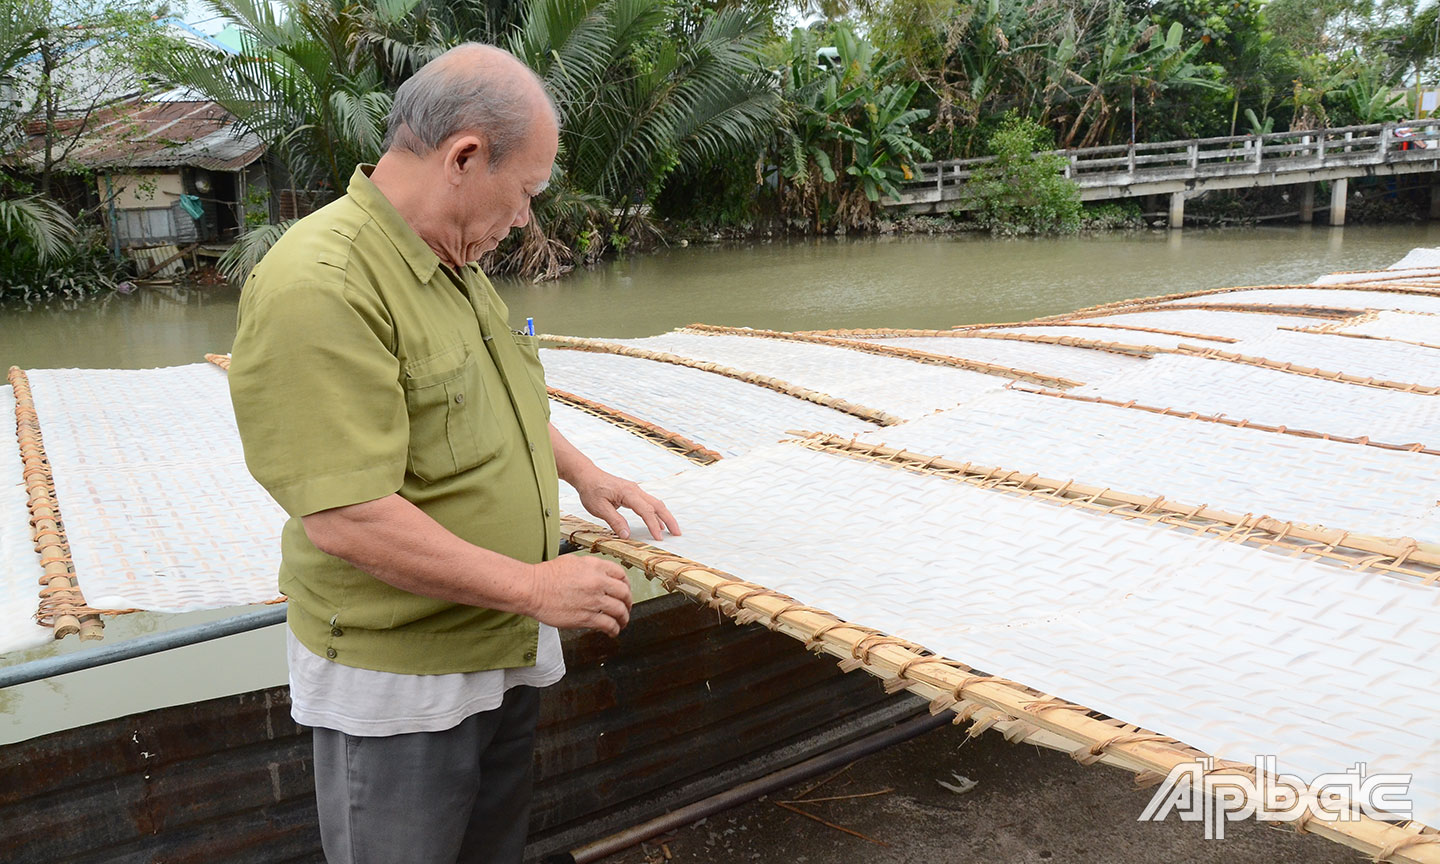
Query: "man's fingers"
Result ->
[[650, 496, 681, 537], [591, 500, 631, 540]]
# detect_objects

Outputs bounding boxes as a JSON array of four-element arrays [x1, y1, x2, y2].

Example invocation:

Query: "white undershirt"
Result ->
[[286, 624, 566, 737]]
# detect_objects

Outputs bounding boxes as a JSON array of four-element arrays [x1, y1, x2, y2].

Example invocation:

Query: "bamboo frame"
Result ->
[[784, 432, 1439, 583], [542, 335, 904, 426], [1009, 383, 1439, 456], [560, 516, 1440, 863], [805, 323, 1238, 343], [673, 324, 1088, 387], [1042, 303, 1364, 323], [1168, 344, 1440, 394], [204, 352, 231, 371], [1050, 283, 1440, 318], [8, 367, 103, 642], [547, 387, 722, 465], [760, 325, 1162, 356], [1281, 312, 1440, 351]]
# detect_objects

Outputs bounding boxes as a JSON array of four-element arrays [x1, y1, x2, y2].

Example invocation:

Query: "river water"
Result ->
[[3, 224, 1438, 743]]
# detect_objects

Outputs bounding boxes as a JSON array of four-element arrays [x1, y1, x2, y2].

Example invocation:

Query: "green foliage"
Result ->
[[0, 186, 119, 300], [773, 24, 931, 229], [962, 114, 1081, 234], [219, 220, 297, 284]]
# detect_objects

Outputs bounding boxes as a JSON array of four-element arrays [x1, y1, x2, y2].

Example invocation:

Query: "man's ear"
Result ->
[[444, 134, 488, 184]]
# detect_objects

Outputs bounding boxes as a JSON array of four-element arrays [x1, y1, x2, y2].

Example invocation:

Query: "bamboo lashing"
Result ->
[[674, 324, 1089, 387], [1008, 383, 1439, 456], [547, 387, 722, 465], [783, 432, 1439, 583], [560, 516, 1440, 863], [541, 334, 904, 426], [8, 367, 103, 641]]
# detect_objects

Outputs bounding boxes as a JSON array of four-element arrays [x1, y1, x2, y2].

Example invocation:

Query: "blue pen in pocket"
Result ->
[[526, 317, 535, 336]]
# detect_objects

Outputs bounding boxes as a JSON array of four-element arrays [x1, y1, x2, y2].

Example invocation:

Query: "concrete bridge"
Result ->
[[892, 119, 1440, 227]]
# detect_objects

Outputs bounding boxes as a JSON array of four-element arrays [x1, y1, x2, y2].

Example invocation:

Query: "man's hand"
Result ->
[[528, 555, 632, 636], [573, 467, 682, 541]]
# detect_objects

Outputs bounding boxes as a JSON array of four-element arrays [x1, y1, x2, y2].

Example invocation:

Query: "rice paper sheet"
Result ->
[[540, 348, 873, 457], [548, 400, 701, 518], [634, 444, 1440, 827], [1203, 329, 1440, 388], [1339, 310, 1440, 344], [1076, 309, 1324, 342], [609, 332, 1008, 420], [856, 389, 1440, 544], [1154, 288, 1440, 315], [866, 335, 1142, 384], [1076, 354, 1440, 445]]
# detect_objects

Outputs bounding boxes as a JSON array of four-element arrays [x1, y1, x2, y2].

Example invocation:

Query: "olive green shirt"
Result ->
[[228, 166, 560, 675]]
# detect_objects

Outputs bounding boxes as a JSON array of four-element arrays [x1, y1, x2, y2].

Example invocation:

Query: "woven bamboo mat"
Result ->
[[539, 348, 872, 456], [1153, 288, 1440, 315], [1077, 354, 1440, 445], [1068, 310, 1327, 341], [606, 332, 1009, 420], [865, 335, 1143, 383], [549, 400, 701, 518], [1338, 311, 1440, 344], [850, 388, 1440, 543], [1, 385, 51, 655], [23, 364, 288, 612], [629, 443, 1440, 828], [1215, 329, 1440, 387]]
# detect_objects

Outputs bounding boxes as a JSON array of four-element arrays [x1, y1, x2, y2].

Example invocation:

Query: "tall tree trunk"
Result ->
[[40, 39, 55, 197]]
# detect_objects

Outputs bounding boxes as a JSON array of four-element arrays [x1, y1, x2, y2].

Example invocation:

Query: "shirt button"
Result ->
[[529, 443, 535, 452], [454, 393, 465, 405], [331, 627, 343, 637], [523, 650, 536, 662], [325, 648, 337, 659], [544, 507, 552, 517]]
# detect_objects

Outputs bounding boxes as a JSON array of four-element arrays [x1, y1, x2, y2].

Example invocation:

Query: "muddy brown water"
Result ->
[[3, 224, 1438, 744]]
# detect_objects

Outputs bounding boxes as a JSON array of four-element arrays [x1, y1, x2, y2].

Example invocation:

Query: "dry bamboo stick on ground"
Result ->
[[548, 388, 722, 465], [676, 324, 1089, 387], [541, 335, 904, 426], [784, 432, 1439, 582], [8, 367, 103, 641], [1008, 383, 1439, 456], [560, 516, 1440, 864]]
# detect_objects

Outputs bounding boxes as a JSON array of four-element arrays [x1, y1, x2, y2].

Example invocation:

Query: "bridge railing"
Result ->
[[900, 119, 1440, 204]]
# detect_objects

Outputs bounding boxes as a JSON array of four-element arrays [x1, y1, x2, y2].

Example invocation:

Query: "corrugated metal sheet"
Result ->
[[17, 98, 264, 172], [1, 594, 909, 863]]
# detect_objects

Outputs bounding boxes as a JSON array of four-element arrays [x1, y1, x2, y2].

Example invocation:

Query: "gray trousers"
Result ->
[[311, 686, 540, 864]]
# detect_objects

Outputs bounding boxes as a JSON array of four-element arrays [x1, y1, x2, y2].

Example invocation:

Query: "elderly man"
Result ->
[[228, 44, 679, 864]]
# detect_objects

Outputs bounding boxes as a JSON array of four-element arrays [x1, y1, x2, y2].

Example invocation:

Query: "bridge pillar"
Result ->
[[1168, 191, 1186, 229], [1430, 182, 1440, 219], [1298, 183, 1315, 223], [1329, 178, 1348, 226]]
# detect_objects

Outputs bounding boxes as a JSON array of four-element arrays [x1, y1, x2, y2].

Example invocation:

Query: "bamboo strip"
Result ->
[[547, 387, 722, 465], [783, 432, 1439, 582], [1009, 383, 1439, 456], [541, 335, 904, 426], [1168, 344, 1440, 394], [767, 325, 1164, 356], [8, 367, 103, 642], [1278, 328, 1440, 352], [675, 324, 1088, 387], [204, 352, 231, 371], [560, 517, 1440, 863], [1042, 303, 1363, 323]]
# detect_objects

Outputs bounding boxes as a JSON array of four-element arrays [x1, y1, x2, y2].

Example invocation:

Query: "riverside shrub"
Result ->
[[962, 116, 1083, 234]]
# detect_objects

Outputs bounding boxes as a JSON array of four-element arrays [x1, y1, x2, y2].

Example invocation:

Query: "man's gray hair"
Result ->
[[383, 43, 557, 167]]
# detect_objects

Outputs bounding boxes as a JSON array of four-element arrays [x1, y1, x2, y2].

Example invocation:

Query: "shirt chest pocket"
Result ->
[[402, 344, 502, 482]]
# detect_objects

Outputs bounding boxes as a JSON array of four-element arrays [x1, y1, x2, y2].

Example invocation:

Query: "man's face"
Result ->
[[454, 108, 559, 263]]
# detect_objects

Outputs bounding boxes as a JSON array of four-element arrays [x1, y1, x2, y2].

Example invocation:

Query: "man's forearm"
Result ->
[[550, 422, 599, 486], [301, 493, 537, 613]]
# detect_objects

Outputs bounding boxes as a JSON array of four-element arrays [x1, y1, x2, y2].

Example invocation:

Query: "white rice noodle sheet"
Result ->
[[540, 348, 873, 457], [1077, 354, 1440, 446], [608, 332, 1006, 420], [1076, 309, 1321, 342], [1156, 288, 1440, 315], [26, 365, 286, 612], [865, 335, 1142, 384], [637, 445, 1440, 827], [548, 400, 702, 517], [0, 386, 51, 655], [1216, 329, 1440, 388], [858, 389, 1440, 544], [1339, 310, 1440, 345]]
